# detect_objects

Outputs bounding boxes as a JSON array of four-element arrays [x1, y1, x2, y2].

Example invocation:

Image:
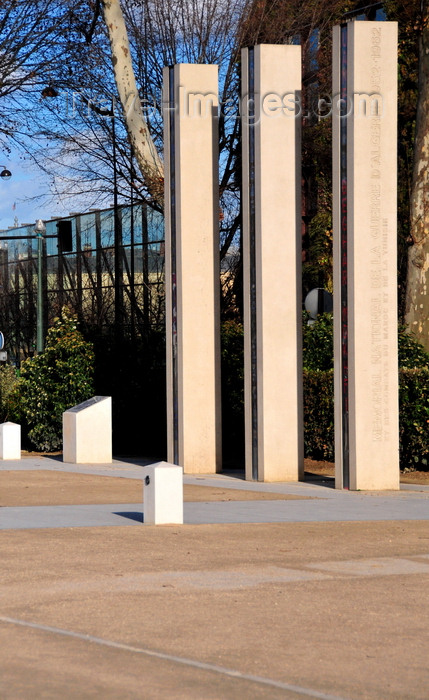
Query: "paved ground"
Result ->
[[1, 454, 429, 699]]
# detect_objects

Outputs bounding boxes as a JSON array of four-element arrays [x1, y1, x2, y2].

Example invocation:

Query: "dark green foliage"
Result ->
[[398, 326, 429, 368], [219, 314, 429, 470], [303, 368, 429, 470], [303, 315, 429, 371], [302, 312, 333, 371], [0, 365, 20, 423], [399, 368, 429, 470], [221, 320, 244, 464], [17, 308, 94, 451], [303, 369, 334, 461], [303, 315, 335, 461], [300, 313, 429, 468]]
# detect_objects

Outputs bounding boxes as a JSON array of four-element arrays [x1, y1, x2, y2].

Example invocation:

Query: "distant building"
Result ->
[[0, 202, 164, 364]]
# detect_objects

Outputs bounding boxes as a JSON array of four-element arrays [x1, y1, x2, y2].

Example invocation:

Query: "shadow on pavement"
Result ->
[[304, 472, 335, 488], [113, 511, 144, 523]]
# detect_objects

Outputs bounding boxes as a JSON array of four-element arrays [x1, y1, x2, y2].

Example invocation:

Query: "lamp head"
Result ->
[[41, 85, 59, 98], [0, 167, 11, 180], [34, 219, 46, 236]]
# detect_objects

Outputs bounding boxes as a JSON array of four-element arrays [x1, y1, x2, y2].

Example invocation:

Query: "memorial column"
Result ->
[[241, 45, 303, 482], [333, 21, 399, 490], [163, 64, 221, 474]]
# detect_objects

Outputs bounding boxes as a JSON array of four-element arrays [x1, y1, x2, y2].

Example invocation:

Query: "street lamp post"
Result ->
[[34, 219, 46, 353]]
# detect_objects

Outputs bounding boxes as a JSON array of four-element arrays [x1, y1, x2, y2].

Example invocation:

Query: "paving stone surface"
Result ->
[[1, 454, 429, 699]]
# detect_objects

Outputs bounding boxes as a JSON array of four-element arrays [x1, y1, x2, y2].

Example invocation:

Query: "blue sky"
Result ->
[[0, 147, 99, 231], [0, 154, 66, 231]]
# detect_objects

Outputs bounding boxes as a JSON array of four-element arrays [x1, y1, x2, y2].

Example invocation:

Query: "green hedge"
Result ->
[[302, 314, 429, 469], [0, 365, 20, 423], [303, 369, 334, 462], [303, 368, 429, 470], [11, 308, 94, 452], [220, 318, 429, 470], [221, 320, 245, 462], [398, 368, 429, 470]]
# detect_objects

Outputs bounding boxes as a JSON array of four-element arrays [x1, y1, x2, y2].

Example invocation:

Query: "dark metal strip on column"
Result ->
[[169, 66, 179, 465], [248, 47, 258, 481], [340, 24, 350, 489]]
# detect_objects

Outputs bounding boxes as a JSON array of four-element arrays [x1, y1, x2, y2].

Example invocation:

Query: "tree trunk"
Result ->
[[405, 0, 429, 351], [101, 0, 164, 205]]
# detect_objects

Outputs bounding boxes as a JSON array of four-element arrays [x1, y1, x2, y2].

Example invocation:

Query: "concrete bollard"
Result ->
[[63, 396, 112, 464], [142, 462, 183, 525], [0, 422, 21, 460]]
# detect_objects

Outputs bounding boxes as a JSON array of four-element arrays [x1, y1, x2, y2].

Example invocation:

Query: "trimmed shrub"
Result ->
[[399, 368, 429, 470], [221, 320, 244, 461], [0, 365, 20, 423], [302, 314, 429, 468], [302, 312, 333, 371], [303, 369, 334, 461], [303, 369, 429, 471], [303, 314, 429, 372], [18, 308, 94, 451], [398, 327, 429, 368], [219, 314, 429, 470]]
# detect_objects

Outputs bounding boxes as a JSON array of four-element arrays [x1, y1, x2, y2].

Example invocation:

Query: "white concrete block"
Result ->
[[143, 462, 183, 525], [63, 396, 112, 464], [0, 422, 21, 460]]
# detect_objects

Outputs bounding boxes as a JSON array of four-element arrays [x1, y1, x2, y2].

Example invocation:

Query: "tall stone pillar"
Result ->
[[163, 64, 221, 474], [332, 22, 399, 490], [241, 45, 303, 482]]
